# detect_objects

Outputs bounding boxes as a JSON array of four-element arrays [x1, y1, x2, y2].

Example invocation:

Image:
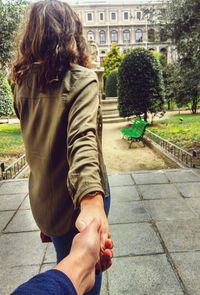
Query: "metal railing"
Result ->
[[145, 129, 200, 168], [0, 154, 27, 180]]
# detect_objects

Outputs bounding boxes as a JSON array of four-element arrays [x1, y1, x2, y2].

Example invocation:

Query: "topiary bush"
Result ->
[[118, 47, 165, 120], [105, 69, 118, 97], [0, 71, 14, 117], [103, 43, 124, 81]]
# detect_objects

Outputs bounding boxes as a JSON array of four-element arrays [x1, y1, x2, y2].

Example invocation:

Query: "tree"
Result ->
[[151, 49, 176, 110], [0, 0, 26, 68], [166, 0, 200, 113], [118, 48, 165, 121], [145, 0, 200, 113], [0, 71, 13, 117], [105, 69, 118, 97], [103, 43, 123, 81]]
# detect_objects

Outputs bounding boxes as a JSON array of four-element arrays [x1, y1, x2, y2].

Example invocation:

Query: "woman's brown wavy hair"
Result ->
[[12, 0, 91, 91]]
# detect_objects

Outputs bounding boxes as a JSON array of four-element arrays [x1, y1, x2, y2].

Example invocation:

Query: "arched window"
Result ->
[[148, 29, 155, 42], [160, 47, 167, 58], [135, 29, 143, 42], [160, 29, 168, 42], [110, 30, 118, 43], [87, 30, 95, 41], [123, 29, 130, 43], [99, 30, 106, 44]]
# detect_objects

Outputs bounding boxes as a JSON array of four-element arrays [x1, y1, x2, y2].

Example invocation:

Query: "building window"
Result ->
[[110, 30, 118, 43], [87, 13, 93, 21], [87, 30, 95, 41], [123, 29, 130, 43], [124, 12, 129, 20], [99, 30, 106, 44], [160, 29, 168, 42], [111, 12, 116, 20], [136, 11, 142, 20], [99, 12, 104, 21], [148, 29, 155, 42], [135, 29, 143, 42], [160, 47, 167, 58]]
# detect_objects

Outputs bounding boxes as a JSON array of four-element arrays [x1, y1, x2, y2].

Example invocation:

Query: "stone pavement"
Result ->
[[1, 169, 200, 294]]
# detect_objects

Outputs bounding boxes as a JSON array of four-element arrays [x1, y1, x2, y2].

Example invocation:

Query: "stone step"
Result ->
[[103, 113, 121, 119], [101, 98, 118, 112], [103, 117, 127, 123], [103, 116, 135, 124], [101, 97, 118, 104]]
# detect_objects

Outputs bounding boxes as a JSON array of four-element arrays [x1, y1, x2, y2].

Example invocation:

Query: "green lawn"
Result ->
[[0, 123, 24, 164], [149, 114, 200, 152]]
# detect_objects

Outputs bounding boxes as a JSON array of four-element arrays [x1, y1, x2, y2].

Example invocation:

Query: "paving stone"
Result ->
[[40, 263, 55, 273], [44, 243, 56, 263], [4, 210, 39, 233], [0, 232, 46, 266], [0, 194, 26, 211], [101, 272, 109, 295], [108, 255, 184, 295], [138, 183, 181, 200], [110, 223, 163, 257], [0, 211, 15, 232], [186, 199, 200, 216], [171, 252, 200, 295], [0, 265, 39, 295], [0, 180, 28, 195], [110, 185, 140, 203], [143, 199, 196, 221], [156, 219, 200, 252], [176, 182, 200, 198], [19, 196, 31, 210], [165, 170, 200, 183], [108, 174, 134, 187], [109, 201, 151, 224], [132, 171, 169, 184]]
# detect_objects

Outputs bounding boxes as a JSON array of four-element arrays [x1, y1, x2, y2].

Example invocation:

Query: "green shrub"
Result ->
[[105, 69, 118, 97], [118, 48, 165, 120], [103, 43, 123, 81], [0, 71, 14, 117]]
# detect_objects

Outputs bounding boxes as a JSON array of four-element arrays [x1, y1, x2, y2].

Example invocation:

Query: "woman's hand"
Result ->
[[76, 193, 113, 272]]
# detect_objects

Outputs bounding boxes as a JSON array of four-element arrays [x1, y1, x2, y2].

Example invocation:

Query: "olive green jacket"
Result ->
[[14, 64, 109, 236]]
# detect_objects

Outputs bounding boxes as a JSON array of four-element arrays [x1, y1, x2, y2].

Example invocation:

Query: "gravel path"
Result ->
[[102, 122, 178, 173]]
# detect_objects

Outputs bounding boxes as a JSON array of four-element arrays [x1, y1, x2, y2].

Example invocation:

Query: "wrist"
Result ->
[[80, 192, 104, 208], [55, 254, 87, 295]]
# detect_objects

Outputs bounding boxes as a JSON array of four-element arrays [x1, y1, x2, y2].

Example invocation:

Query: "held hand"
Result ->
[[95, 238, 113, 273], [55, 219, 102, 294], [76, 194, 109, 248], [76, 194, 113, 272]]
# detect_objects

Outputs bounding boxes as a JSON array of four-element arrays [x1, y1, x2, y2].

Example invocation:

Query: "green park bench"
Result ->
[[120, 117, 149, 148]]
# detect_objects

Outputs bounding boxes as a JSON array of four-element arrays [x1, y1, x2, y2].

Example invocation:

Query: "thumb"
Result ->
[[76, 219, 87, 232]]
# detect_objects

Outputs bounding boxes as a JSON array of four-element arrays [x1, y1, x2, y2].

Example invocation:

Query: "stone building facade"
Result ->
[[71, 0, 176, 63]]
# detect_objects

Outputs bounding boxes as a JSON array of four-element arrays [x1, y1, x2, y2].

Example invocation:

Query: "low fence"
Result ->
[[145, 129, 200, 168], [0, 154, 27, 180]]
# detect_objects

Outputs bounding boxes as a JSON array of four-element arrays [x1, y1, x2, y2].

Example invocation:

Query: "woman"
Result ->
[[12, 1, 112, 294]]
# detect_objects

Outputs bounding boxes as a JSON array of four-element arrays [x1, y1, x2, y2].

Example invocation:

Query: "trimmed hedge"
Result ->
[[118, 48, 164, 119], [0, 71, 14, 117], [105, 69, 118, 97], [103, 43, 123, 80]]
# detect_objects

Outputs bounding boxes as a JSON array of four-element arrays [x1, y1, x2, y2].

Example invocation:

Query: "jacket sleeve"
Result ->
[[11, 270, 77, 295], [66, 76, 104, 208]]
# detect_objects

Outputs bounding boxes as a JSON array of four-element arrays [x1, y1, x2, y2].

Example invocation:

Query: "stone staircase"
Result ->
[[101, 97, 129, 123]]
